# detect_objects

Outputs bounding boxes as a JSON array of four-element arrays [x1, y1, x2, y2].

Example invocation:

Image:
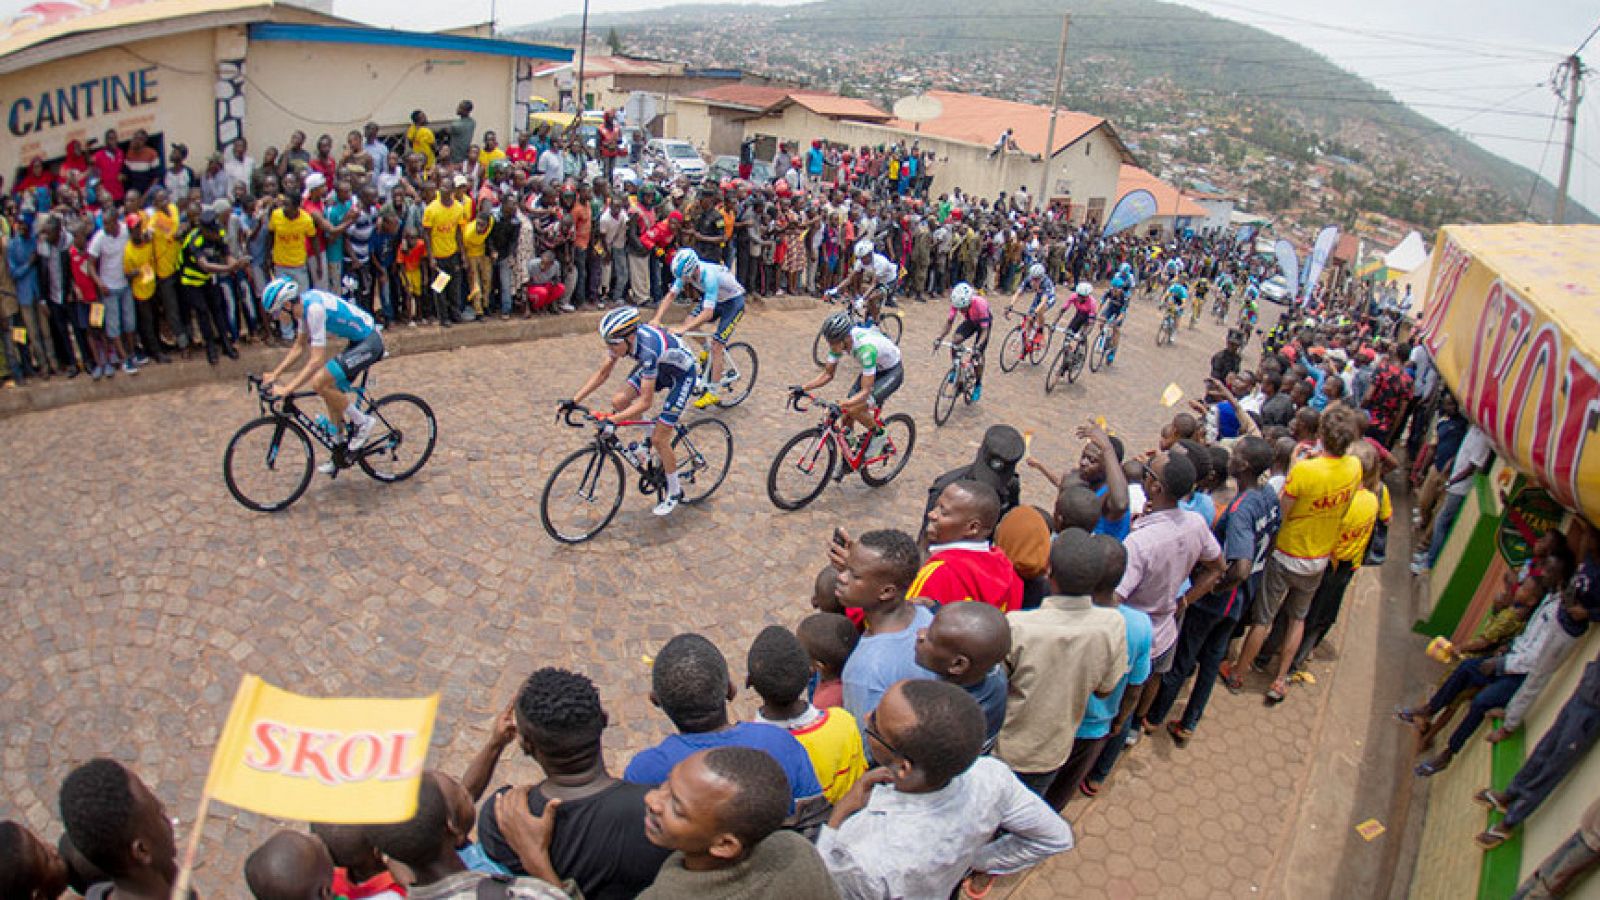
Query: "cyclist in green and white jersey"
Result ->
[[792, 311, 903, 457]]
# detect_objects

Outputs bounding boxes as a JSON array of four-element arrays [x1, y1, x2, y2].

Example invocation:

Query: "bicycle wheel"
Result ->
[[540, 445, 627, 543], [1089, 329, 1108, 372], [878, 312, 903, 344], [767, 427, 838, 510], [998, 325, 1025, 373], [1044, 343, 1069, 394], [1066, 340, 1087, 383], [1029, 322, 1053, 365], [714, 342, 759, 408], [673, 418, 733, 504], [933, 365, 960, 426], [357, 394, 437, 483], [224, 416, 314, 512], [811, 329, 829, 368], [860, 413, 916, 487], [1214, 302, 1227, 325], [1157, 317, 1173, 346]]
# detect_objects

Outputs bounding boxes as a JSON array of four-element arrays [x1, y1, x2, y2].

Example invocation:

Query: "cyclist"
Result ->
[[1162, 254, 1184, 286], [651, 247, 746, 409], [563, 306, 695, 516], [1101, 275, 1132, 364], [1215, 271, 1236, 300], [1190, 277, 1211, 327], [793, 310, 903, 458], [259, 277, 383, 472], [1162, 281, 1188, 338], [1238, 293, 1260, 332], [831, 239, 899, 324], [1062, 281, 1098, 343], [1010, 262, 1056, 347], [929, 282, 992, 401]]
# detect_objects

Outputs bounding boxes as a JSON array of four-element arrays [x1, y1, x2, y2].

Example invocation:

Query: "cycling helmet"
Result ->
[[1027, 263, 1046, 281], [261, 276, 300, 316], [950, 282, 974, 310], [821, 311, 854, 342], [599, 306, 642, 343], [1110, 275, 1128, 290], [670, 247, 700, 282], [853, 239, 874, 259], [1075, 282, 1093, 296]]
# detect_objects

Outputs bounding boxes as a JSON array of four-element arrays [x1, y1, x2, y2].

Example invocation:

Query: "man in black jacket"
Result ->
[[489, 193, 521, 318]]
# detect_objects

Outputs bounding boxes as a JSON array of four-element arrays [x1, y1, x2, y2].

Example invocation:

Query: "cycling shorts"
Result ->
[[954, 318, 990, 352], [1066, 310, 1093, 335], [327, 332, 385, 392], [1101, 298, 1128, 324], [626, 363, 694, 426], [712, 294, 745, 345], [850, 362, 904, 408]]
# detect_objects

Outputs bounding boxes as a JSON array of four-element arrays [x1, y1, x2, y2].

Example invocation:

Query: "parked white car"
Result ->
[[1260, 274, 1292, 304], [646, 139, 707, 183]]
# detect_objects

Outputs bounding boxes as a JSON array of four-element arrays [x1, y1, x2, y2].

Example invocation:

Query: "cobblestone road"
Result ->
[[0, 293, 1331, 897]]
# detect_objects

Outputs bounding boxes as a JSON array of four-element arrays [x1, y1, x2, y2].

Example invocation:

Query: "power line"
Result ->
[[1576, 17, 1600, 55]]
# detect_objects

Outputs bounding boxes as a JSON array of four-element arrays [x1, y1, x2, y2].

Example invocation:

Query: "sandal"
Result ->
[[1473, 789, 1508, 813], [1218, 662, 1245, 694], [1474, 824, 1512, 850], [962, 873, 995, 899], [1079, 779, 1101, 798], [1395, 706, 1427, 725], [1166, 721, 1193, 747], [1415, 756, 1452, 777], [1265, 680, 1289, 705]]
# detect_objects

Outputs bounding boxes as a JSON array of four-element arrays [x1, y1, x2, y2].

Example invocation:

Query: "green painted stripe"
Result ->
[[1413, 476, 1500, 638], [1478, 719, 1527, 900]]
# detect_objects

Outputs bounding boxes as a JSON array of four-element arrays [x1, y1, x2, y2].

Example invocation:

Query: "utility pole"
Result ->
[[575, 0, 592, 116], [1554, 53, 1584, 224], [1038, 14, 1070, 209]]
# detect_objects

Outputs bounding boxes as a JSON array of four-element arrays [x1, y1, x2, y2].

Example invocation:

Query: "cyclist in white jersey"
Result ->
[[260, 277, 384, 464], [651, 248, 747, 409], [792, 311, 903, 457], [832, 239, 899, 323]]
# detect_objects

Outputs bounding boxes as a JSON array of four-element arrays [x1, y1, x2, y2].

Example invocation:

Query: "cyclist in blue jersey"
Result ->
[[1163, 282, 1189, 330], [260, 277, 384, 466], [1010, 262, 1056, 337], [651, 248, 746, 409], [563, 306, 695, 516], [1102, 275, 1132, 362]]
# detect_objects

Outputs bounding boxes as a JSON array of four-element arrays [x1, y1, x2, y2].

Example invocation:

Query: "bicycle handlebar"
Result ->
[[784, 388, 841, 417]]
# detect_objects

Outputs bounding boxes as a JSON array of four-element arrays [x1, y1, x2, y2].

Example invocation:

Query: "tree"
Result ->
[[606, 27, 624, 54]]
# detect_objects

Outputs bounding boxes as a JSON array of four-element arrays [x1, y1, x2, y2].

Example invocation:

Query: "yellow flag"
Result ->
[[89, 302, 105, 328], [203, 676, 437, 824], [11, 326, 25, 346], [1160, 383, 1184, 407], [431, 271, 452, 293]]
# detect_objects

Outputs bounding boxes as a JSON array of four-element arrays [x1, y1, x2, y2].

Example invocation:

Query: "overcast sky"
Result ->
[[6, 0, 1594, 213]]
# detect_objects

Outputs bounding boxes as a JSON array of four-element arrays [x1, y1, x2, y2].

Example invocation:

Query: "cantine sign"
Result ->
[[7, 65, 157, 137], [1417, 225, 1600, 524]]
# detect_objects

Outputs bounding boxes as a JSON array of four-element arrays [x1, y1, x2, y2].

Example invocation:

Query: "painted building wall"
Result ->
[[244, 39, 514, 155], [0, 30, 217, 175]]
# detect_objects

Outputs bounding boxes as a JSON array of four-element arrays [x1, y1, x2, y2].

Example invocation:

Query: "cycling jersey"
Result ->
[[629, 324, 695, 381], [1066, 291, 1096, 318], [1167, 284, 1189, 302], [675, 261, 746, 313], [301, 289, 376, 347], [830, 325, 902, 376], [947, 295, 992, 327], [1025, 275, 1056, 311], [854, 253, 898, 285]]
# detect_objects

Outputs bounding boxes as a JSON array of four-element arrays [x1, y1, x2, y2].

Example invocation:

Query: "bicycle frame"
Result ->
[[557, 404, 701, 486], [785, 392, 894, 474], [246, 372, 388, 466]]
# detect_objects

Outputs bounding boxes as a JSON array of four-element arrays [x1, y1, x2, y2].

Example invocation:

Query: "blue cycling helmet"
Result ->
[[1110, 275, 1128, 290], [261, 276, 300, 316], [671, 248, 700, 282]]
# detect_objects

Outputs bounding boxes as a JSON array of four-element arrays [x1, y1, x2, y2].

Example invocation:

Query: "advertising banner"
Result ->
[[1301, 225, 1339, 300], [1274, 239, 1299, 299], [1103, 189, 1157, 236], [1416, 225, 1600, 525]]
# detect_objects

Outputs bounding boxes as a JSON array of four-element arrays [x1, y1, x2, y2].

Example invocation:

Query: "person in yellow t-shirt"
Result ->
[[478, 131, 507, 172], [1234, 404, 1364, 703], [267, 193, 319, 286], [421, 185, 466, 322], [461, 209, 494, 317], [1286, 441, 1389, 678], [122, 220, 166, 363], [406, 110, 436, 172], [748, 625, 867, 804], [146, 190, 188, 350]]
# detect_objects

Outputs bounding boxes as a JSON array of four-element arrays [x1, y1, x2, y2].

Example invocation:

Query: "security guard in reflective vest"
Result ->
[[179, 206, 240, 364]]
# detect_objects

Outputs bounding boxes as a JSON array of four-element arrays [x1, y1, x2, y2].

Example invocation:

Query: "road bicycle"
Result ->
[[812, 290, 904, 366], [1088, 316, 1120, 372], [1211, 294, 1230, 325], [225, 372, 436, 512], [997, 306, 1055, 373], [679, 330, 759, 408], [1044, 324, 1088, 394], [1156, 307, 1180, 347], [766, 389, 916, 510], [540, 403, 732, 543], [932, 340, 980, 426]]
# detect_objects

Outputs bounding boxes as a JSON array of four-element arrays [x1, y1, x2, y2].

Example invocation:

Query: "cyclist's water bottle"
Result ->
[[621, 441, 645, 467]]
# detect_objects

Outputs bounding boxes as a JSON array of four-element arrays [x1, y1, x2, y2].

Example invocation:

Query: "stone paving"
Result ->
[[0, 293, 1342, 896]]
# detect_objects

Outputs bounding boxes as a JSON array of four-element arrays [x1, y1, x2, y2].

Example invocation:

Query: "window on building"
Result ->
[[1085, 197, 1106, 225], [1085, 142, 1091, 156]]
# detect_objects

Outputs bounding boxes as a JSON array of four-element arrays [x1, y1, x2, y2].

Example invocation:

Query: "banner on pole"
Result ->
[[1102, 189, 1158, 236], [203, 676, 438, 824], [1301, 225, 1340, 301], [1274, 239, 1300, 299]]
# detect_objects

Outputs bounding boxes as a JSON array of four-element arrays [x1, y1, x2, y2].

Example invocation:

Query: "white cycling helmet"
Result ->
[[853, 239, 874, 259], [1027, 263, 1046, 281], [598, 306, 642, 343], [950, 282, 974, 310], [261, 276, 300, 316], [1075, 282, 1093, 296], [671, 247, 700, 282]]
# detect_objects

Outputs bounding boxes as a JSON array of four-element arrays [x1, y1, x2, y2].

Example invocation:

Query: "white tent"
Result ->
[[1385, 230, 1429, 274]]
